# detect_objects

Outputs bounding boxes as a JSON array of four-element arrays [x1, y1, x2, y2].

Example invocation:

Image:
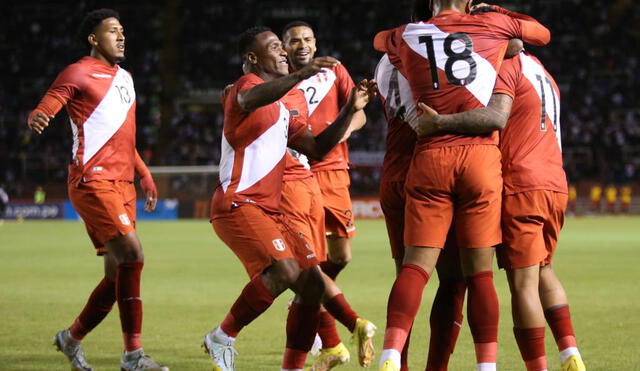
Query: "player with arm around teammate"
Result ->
[[203, 26, 376, 371], [374, 1, 550, 370], [410, 47, 586, 371], [27, 9, 165, 371]]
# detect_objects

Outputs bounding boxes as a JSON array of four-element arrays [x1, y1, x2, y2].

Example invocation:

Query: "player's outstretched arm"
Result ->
[[409, 93, 513, 137], [290, 79, 377, 160], [27, 111, 54, 134], [237, 57, 340, 112], [134, 151, 157, 212], [473, 3, 550, 46]]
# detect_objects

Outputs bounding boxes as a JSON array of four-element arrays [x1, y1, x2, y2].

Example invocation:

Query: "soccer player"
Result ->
[[27, 9, 167, 371], [410, 49, 587, 371], [280, 88, 376, 371], [282, 21, 365, 282], [374, 1, 550, 370], [204, 26, 376, 371]]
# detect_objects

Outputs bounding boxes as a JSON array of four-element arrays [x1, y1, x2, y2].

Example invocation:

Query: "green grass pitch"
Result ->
[[1, 217, 639, 370]]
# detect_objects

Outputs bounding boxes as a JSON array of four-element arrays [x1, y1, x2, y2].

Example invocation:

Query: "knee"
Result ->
[[108, 234, 144, 263], [273, 262, 302, 287]]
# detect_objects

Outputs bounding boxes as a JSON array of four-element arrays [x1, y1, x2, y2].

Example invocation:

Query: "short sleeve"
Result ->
[[282, 88, 309, 127], [225, 73, 263, 118], [334, 64, 355, 108], [493, 56, 520, 99]]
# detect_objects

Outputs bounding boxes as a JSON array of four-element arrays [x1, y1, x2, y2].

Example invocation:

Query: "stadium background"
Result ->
[[2, 0, 639, 218]]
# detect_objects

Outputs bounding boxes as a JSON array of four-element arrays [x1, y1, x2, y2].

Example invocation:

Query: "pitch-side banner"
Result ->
[[63, 199, 179, 220], [352, 197, 384, 219], [4, 202, 64, 219]]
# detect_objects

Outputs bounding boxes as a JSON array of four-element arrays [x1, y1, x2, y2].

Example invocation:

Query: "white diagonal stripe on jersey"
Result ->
[[219, 134, 235, 193], [402, 22, 496, 106], [82, 66, 136, 165], [70, 118, 79, 159], [375, 54, 416, 120], [236, 102, 290, 193], [519, 53, 562, 150], [297, 68, 336, 116]]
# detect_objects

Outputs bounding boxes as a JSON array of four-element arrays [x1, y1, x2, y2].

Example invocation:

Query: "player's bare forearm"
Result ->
[[291, 79, 376, 159], [237, 73, 303, 112], [435, 94, 513, 135]]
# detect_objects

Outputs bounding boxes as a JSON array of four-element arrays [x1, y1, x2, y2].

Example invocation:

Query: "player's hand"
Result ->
[[471, 3, 491, 10], [296, 57, 340, 80], [409, 102, 440, 137], [348, 79, 377, 112], [140, 174, 158, 212], [27, 111, 54, 134]]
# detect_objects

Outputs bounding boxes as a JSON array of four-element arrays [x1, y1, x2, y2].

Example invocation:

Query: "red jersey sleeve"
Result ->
[[30, 63, 86, 120], [480, 11, 550, 46], [334, 64, 355, 108], [493, 56, 520, 99], [225, 73, 262, 119], [281, 88, 310, 143]]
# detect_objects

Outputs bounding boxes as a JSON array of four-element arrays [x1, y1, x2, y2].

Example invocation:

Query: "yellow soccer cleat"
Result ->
[[561, 355, 586, 371], [351, 318, 377, 367], [378, 359, 399, 371], [307, 342, 350, 371]]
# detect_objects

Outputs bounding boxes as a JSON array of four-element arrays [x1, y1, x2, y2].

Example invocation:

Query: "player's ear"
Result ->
[[465, 0, 472, 13], [246, 52, 258, 66], [87, 33, 98, 47]]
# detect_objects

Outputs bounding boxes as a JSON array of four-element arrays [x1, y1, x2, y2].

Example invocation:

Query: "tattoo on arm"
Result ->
[[437, 94, 513, 134]]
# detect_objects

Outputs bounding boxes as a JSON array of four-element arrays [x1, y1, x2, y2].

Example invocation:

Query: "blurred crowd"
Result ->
[[2, 0, 639, 199]]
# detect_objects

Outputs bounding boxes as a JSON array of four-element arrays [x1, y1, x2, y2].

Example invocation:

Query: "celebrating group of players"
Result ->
[[27, 1, 587, 371]]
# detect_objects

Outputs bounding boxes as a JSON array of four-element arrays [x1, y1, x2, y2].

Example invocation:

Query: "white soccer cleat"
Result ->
[[53, 329, 94, 371], [310, 333, 323, 357], [203, 328, 238, 371], [120, 348, 169, 371]]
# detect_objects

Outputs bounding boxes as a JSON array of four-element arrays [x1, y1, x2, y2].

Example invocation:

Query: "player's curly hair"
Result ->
[[238, 26, 272, 58], [78, 8, 120, 49], [281, 20, 313, 39]]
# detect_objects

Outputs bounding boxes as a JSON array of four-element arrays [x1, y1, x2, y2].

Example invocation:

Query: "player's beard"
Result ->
[[115, 55, 126, 64]]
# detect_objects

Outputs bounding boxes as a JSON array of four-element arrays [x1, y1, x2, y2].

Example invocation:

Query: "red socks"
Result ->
[[426, 279, 467, 371], [319, 260, 344, 280], [69, 277, 116, 340], [220, 275, 275, 338], [400, 327, 412, 371], [317, 311, 341, 348], [384, 264, 430, 352], [466, 271, 499, 364], [323, 293, 358, 332], [514, 327, 547, 371], [282, 302, 321, 369], [544, 305, 577, 351], [116, 262, 143, 351]]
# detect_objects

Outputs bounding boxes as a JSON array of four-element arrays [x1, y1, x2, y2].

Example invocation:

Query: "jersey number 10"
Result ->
[[418, 32, 477, 90]]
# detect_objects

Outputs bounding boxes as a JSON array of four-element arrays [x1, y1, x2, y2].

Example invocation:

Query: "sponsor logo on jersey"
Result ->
[[91, 73, 113, 78], [272, 238, 286, 251], [119, 213, 131, 226], [92, 166, 103, 172]]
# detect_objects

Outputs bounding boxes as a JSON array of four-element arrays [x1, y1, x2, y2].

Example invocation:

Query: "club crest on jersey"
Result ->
[[119, 213, 131, 226], [272, 239, 286, 251]]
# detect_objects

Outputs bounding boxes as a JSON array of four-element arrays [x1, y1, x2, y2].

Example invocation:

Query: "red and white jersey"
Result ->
[[494, 52, 567, 195], [32, 56, 137, 186], [212, 73, 307, 217], [282, 88, 313, 181], [296, 64, 355, 172], [374, 9, 549, 149], [375, 54, 417, 183]]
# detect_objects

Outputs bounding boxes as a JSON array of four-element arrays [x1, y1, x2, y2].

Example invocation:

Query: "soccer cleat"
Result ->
[[203, 328, 238, 371], [307, 342, 350, 371], [53, 329, 95, 371], [120, 349, 169, 371], [378, 359, 399, 371], [351, 318, 376, 367], [561, 355, 586, 371]]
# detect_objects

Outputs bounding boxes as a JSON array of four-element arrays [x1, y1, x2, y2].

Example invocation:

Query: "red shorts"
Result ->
[[281, 177, 327, 262], [404, 145, 502, 249], [314, 169, 356, 238], [68, 180, 137, 255], [498, 190, 568, 270], [380, 181, 406, 260], [212, 204, 319, 279]]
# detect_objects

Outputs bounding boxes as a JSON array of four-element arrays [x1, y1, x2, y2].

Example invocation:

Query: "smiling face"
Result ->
[[283, 26, 317, 71], [89, 17, 125, 65], [246, 31, 289, 80]]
